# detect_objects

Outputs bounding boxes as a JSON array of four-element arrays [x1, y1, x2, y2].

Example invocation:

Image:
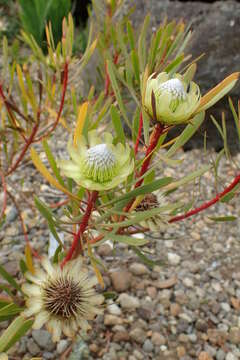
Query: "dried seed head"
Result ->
[[42, 276, 84, 319]]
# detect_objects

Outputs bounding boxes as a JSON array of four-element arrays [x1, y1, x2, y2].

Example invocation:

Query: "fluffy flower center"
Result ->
[[159, 78, 187, 101], [42, 276, 83, 319], [83, 143, 117, 182]]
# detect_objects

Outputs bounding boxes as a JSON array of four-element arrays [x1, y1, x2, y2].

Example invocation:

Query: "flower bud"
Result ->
[[143, 72, 201, 125]]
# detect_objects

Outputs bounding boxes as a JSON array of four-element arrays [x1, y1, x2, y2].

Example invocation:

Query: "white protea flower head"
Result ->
[[135, 193, 169, 232], [58, 130, 134, 191], [143, 72, 201, 125], [22, 257, 104, 342]]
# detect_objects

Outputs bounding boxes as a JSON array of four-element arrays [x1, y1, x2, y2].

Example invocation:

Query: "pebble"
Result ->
[[113, 331, 130, 342], [107, 303, 122, 316], [129, 328, 147, 344], [151, 332, 166, 346], [229, 327, 240, 344], [221, 302, 231, 312], [182, 277, 194, 288], [198, 352, 213, 360], [118, 293, 140, 309], [129, 262, 149, 275], [56, 339, 69, 354], [32, 330, 55, 351], [167, 252, 181, 265], [226, 353, 238, 360], [104, 314, 123, 325], [27, 339, 40, 356], [177, 346, 186, 357], [170, 303, 181, 316], [97, 243, 112, 256], [110, 270, 132, 292], [142, 339, 153, 353]]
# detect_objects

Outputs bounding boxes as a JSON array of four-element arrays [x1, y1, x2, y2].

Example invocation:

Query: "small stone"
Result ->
[[97, 243, 112, 256], [207, 329, 227, 346], [89, 344, 99, 353], [118, 293, 140, 310], [4, 260, 18, 276], [196, 319, 208, 332], [130, 328, 147, 344], [229, 327, 240, 344], [43, 352, 54, 359], [177, 346, 186, 357], [32, 330, 55, 351], [104, 314, 123, 325], [27, 339, 40, 356], [110, 270, 132, 292], [170, 303, 181, 316], [167, 252, 181, 265], [198, 352, 213, 360], [231, 297, 240, 310], [226, 353, 237, 360], [129, 263, 149, 275], [142, 339, 153, 353], [216, 349, 226, 360], [113, 331, 130, 342], [133, 350, 144, 360], [178, 334, 189, 343], [56, 339, 69, 354], [156, 276, 177, 289], [221, 302, 231, 312], [182, 277, 194, 288], [146, 286, 157, 299], [107, 303, 122, 316], [151, 332, 166, 346]]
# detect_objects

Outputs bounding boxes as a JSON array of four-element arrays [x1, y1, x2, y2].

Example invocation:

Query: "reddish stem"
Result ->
[[0, 171, 7, 219], [169, 173, 240, 223], [134, 112, 143, 156], [61, 190, 98, 267], [35, 62, 69, 141], [125, 123, 164, 212]]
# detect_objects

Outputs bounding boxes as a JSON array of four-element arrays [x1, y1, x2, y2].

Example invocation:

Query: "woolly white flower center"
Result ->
[[84, 143, 117, 182], [159, 78, 187, 101]]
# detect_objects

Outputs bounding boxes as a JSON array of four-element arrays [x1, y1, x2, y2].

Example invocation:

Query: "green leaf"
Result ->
[[110, 105, 125, 144], [166, 111, 205, 158], [229, 97, 240, 142], [42, 140, 65, 187], [138, 14, 150, 72], [0, 265, 22, 294], [0, 316, 34, 352], [208, 216, 237, 222], [108, 234, 148, 246], [0, 303, 23, 322], [103, 291, 118, 300], [131, 246, 163, 269]]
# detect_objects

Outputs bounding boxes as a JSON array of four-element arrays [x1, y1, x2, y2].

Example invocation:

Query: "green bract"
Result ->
[[58, 131, 134, 191], [143, 72, 201, 125]]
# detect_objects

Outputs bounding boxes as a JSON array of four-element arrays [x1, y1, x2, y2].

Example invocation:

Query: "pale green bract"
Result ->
[[58, 130, 134, 191], [143, 72, 201, 125]]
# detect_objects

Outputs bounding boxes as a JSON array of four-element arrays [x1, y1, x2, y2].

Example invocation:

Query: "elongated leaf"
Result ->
[[0, 315, 34, 352], [110, 105, 125, 144], [42, 140, 65, 187], [25, 245, 35, 275], [196, 72, 239, 112], [109, 234, 148, 246], [166, 111, 205, 158], [0, 303, 22, 318], [131, 247, 163, 269], [73, 102, 89, 147], [209, 216, 237, 222], [0, 265, 22, 294], [229, 97, 240, 142]]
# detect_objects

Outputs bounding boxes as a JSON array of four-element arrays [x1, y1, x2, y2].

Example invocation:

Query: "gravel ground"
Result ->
[[1, 131, 240, 359]]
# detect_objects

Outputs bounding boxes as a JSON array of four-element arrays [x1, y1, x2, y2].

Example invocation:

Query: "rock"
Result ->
[[220, 302, 231, 312], [4, 260, 18, 276], [113, 331, 130, 342], [107, 303, 122, 316], [97, 243, 112, 256], [130, 328, 147, 344], [104, 314, 123, 326], [56, 339, 69, 354], [198, 352, 213, 360], [129, 262, 149, 275], [89, 344, 99, 353], [231, 297, 240, 310], [155, 276, 177, 289], [196, 319, 208, 332], [226, 353, 238, 360], [142, 339, 153, 353], [177, 346, 186, 357], [151, 332, 166, 346], [32, 329, 55, 351], [43, 352, 55, 359], [27, 339, 41, 356], [207, 329, 227, 346], [110, 270, 132, 292], [167, 252, 181, 265], [216, 349, 226, 360], [118, 293, 140, 310], [170, 303, 181, 317], [146, 286, 157, 299], [229, 327, 240, 344], [182, 277, 194, 288]]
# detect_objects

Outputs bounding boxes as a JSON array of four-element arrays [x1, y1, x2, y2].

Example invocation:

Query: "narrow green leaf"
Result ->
[[110, 105, 125, 144], [0, 265, 22, 294], [109, 234, 148, 246], [131, 247, 163, 269], [42, 140, 65, 187], [208, 216, 237, 222]]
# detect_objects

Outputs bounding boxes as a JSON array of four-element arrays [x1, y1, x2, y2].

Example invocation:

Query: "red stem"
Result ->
[[169, 173, 240, 223], [125, 123, 164, 213], [134, 112, 143, 156], [61, 190, 98, 267], [35, 62, 69, 142]]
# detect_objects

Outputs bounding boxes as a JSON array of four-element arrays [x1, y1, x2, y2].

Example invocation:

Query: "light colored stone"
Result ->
[[107, 303, 122, 316], [104, 314, 123, 325], [110, 270, 132, 292], [182, 277, 194, 288], [198, 352, 213, 360], [221, 302, 231, 312], [170, 303, 181, 316], [229, 327, 240, 344], [142, 339, 153, 353], [151, 332, 166, 346], [167, 252, 181, 265], [177, 346, 186, 357], [226, 353, 237, 360], [32, 330, 54, 351], [57, 339, 69, 354], [130, 328, 147, 344], [129, 262, 149, 275], [118, 293, 140, 310]]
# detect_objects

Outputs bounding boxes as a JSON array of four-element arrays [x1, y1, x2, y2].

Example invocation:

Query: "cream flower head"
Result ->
[[22, 257, 104, 342], [58, 130, 134, 191], [143, 72, 201, 125]]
